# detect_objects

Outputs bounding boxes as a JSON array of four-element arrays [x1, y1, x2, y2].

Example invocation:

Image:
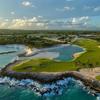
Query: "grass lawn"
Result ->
[[12, 59, 76, 72], [74, 39, 100, 68], [12, 38, 100, 72], [96, 75, 100, 81]]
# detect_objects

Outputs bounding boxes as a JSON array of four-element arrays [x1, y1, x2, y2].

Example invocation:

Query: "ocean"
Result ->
[[0, 78, 97, 100]]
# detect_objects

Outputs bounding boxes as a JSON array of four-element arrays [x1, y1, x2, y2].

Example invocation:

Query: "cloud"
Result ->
[[0, 16, 97, 30], [10, 17, 48, 29], [0, 22, 8, 28], [84, 6, 92, 10], [0, 16, 89, 29], [79, 16, 89, 21], [0, 17, 48, 30], [94, 7, 100, 12], [84, 6, 100, 12], [64, 6, 74, 11], [56, 6, 74, 12], [22, 1, 31, 6], [11, 11, 15, 15], [57, 16, 90, 30], [68, 16, 89, 25], [21, 1, 35, 8], [36, 16, 90, 30]]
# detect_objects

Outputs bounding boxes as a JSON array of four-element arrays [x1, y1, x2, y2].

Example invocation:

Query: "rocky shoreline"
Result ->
[[0, 60, 100, 93]]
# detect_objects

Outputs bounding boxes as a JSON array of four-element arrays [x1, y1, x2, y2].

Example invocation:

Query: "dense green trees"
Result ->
[[0, 29, 100, 48]]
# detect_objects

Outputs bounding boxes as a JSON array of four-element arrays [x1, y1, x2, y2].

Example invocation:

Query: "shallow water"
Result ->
[[48, 44, 84, 61], [24, 44, 84, 61], [0, 45, 26, 68]]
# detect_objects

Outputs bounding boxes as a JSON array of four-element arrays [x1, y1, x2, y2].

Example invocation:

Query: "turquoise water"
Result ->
[[0, 79, 97, 100], [48, 45, 84, 61], [0, 45, 25, 68], [0, 45, 99, 100]]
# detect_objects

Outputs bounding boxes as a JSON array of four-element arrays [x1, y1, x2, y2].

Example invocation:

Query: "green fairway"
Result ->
[[74, 38, 100, 68], [12, 59, 76, 72], [96, 75, 100, 81], [12, 38, 100, 72]]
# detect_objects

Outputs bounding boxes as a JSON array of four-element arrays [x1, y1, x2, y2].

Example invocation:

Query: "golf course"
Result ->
[[10, 38, 100, 80]]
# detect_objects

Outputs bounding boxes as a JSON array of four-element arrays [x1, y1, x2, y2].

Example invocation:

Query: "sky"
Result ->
[[0, 0, 100, 30]]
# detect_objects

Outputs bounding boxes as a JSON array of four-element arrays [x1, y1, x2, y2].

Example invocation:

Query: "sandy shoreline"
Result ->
[[73, 52, 84, 59], [72, 46, 86, 60]]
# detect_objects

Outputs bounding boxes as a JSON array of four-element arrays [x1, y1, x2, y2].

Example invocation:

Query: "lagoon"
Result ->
[[24, 44, 84, 61], [47, 44, 84, 61]]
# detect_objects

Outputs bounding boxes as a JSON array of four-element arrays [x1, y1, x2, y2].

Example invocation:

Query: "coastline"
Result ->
[[0, 60, 100, 93], [72, 51, 86, 60], [71, 44, 86, 61]]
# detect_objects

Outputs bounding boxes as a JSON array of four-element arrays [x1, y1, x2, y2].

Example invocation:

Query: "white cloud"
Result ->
[[58, 16, 90, 30], [84, 6, 92, 10], [22, 1, 31, 6], [84, 6, 100, 12], [79, 16, 89, 21], [68, 16, 89, 25], [64, 6, 73, 11], [36, 23, 45, 27], [0, 16, 91, 30], [0, 22, 8, 28], [71, 18, 76, 24], [21, 1, 35, 8], [4, 19, 9, 22], [11, 19, 27, 28], [11, 11, 15, 15], [56, 6, 74, 12], [94, 7, 100, 12], [28, 17, 38, 22], [10, 17, 47, 29], [0, 17, 48, 30], [83, 22, 88, 25]]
